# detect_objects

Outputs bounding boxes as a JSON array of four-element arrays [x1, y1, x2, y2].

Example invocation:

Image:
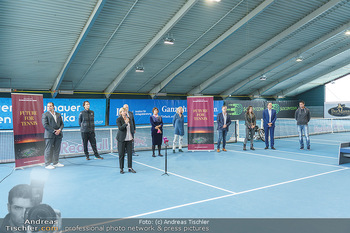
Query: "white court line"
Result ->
[[269, 149, 338, 160], [231, 149, 346, 169], [226, 143, 337, 160], [109, 153, 236, 194], [125, 168, 347, 218], [281, 138, 339, 146]]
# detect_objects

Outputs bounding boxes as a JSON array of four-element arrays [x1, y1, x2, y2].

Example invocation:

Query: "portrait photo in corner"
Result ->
[[0, 178, 61, 233]]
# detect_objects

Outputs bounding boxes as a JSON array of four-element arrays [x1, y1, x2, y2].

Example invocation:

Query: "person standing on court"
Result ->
[[116, 107, 136, 174], [295, 100, 311, 150], [263, 102, 277, 150], [172, 106, 185, 153], [79, 101, 103, 160], [123, 104, 138, 156], [217, 105, 231, 152], [150, 107, 163, 157], [42, 102, 64, 169], [243, 106, 256, 151]]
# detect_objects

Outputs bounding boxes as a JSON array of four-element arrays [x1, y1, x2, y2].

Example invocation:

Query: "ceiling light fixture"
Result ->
[[260, 75, 267, 81], [0, 88, 12, 93], [210, 0, 221, 2], [345, 30, 350, 35], [135, 64, 144, 73], [296, 56, 303, 62], [58, 90, 74, 95], [164, 38, 175, 45]]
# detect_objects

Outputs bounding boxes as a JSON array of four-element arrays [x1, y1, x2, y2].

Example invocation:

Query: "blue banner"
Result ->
[[0, 98, 106, 129], [0, 98, 13, 129], [109, 99, 223, 125]]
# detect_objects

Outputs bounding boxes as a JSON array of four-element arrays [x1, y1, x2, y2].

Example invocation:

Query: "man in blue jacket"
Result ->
[[262, 102, 277, 150], [217, 105, 231, 152]]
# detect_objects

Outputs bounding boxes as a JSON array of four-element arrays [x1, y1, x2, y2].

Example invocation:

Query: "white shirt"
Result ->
[[268, 109, 272, 122], [223, 113, 227, 125], [125, 122, 133, 141], [49, 111, 57, 123]]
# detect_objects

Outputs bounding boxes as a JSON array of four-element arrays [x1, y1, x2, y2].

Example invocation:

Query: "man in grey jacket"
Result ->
[[79, 101, 103, 160], [295, 100, 311, 150], [42, 102, 64, 169]]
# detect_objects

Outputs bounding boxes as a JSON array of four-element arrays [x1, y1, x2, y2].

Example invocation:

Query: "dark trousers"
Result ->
[[118, 140, 132, 169], [264, 126, 275, 148], [81, 131, 99, 157], [44, 137, 62, 166], [244, 126, 255, 146]]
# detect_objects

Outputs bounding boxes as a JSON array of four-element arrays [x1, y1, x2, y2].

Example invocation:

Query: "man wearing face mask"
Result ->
[[79, 101, 103, 160]]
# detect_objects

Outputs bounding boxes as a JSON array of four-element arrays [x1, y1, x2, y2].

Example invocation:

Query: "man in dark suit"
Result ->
[[42, 102, 64, 169], [262, 102, 277, 150], [117, 107, 136, 174], [217, 105, 231, 152], [123, 104, 138, 156]]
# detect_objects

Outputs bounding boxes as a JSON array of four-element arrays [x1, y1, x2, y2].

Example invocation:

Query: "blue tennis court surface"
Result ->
[[1, 132, 350, 218]]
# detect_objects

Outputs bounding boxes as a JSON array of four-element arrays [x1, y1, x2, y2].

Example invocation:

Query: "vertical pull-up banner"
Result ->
[[11, 93, 45, 168], [187, 96, 214, 151]]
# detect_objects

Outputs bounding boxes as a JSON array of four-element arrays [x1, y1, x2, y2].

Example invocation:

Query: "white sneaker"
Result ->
[[45, 165, 55, 170], [53, 163, 64, 167]]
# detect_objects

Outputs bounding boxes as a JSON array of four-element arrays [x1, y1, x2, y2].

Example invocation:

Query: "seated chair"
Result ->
[[339, 142, 350, 165]]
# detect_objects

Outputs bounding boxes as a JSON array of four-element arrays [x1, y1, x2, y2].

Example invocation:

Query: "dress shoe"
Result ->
[[271, 147, 276, 150], [120, 169, 124, 174], [128, 168, 136, 173], [217, 149, 220, 152], [250, 147, 255, 150], [179, 149, 184, 152], [152, 154, 156, 157], [158, 154, 163, 157], [264, 147, 268, 149], [173, 150, 176, 153], [86, 157, 90, 160], [300, 147, 304, 150], [243, 144, 247, 151], [95, 156, 103, 160], [222, 148, 227, 152]]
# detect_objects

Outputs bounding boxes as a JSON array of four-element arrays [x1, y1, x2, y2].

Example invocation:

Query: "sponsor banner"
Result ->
[[43, 99, 106, 127], [0, 98, 106, 129], [324, 102, 350, 118], [225, 100, 298, 120], [11, 93, 45, 168], [187, 96, 214, 151], [0, 98, 13, 129], [109, 99, 223, 126]]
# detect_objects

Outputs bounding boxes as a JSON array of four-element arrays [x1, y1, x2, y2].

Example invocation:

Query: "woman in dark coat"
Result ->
[[243, 106, 256, 151], [150, 107, 163, 157], [116, 107, 136, 174]]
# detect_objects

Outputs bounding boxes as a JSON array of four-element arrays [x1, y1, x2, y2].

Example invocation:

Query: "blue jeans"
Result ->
[[297, 124, 310, 149], [217, 129, 228, 149]]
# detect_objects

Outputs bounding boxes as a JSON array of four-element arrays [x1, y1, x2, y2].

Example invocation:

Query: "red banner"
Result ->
[[11, 93, 45, 168], [187, 96, 214, 151]]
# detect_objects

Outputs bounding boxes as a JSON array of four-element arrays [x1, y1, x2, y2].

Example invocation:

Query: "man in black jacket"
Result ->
[[295, 100, 311, 150], [123, 104, 138, 156], [79, 101, 103, 160]]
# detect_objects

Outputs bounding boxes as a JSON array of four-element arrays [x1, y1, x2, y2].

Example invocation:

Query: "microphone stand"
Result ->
[[162, 141, 169, 176]]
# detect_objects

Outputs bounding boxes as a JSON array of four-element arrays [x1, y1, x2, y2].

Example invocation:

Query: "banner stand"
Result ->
[[11, 93, 46, 169], [187, 96, 215, 151]]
